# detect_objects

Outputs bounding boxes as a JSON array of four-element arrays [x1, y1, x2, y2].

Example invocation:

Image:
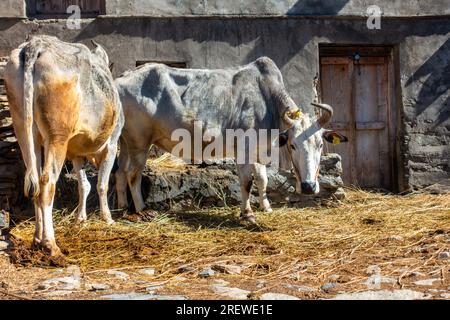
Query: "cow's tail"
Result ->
[[22, 44, 41, 198]]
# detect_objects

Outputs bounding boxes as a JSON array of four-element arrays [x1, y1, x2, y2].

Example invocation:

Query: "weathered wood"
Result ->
[[356, 121, 386, 131]]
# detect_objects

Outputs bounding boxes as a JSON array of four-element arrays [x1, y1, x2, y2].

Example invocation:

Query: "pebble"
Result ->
[[256, 280, 266, 289], [139, 268, 156, 276], [387, 235, 404, 241], [107, 270, 130, 280], [366, 265, 381, 275], [438, 251, 449, 260], [0, 240, 11, 251], [199, 267, 215, 278], [210, 284, 250, 300], [38, 276, 80, 291], [321, 283, 337, 292], [284, 284, 316, 293], [178, 265, 196, 273], [260, 293, 300, 300], [364, 275, 397, 289], [86, 283, 110, 291], [145, 283, 165, 292], [212, 264, 242, 275], [329, 290, 431, 300], [413, 279, 440, 286]]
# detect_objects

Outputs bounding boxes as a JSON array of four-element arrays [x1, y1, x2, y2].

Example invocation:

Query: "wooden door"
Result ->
[[320, 52, 393, 190], [34, 0, 104, 15]]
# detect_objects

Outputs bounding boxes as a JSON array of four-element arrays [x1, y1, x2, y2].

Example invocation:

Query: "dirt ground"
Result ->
[[0, 190, 449, 300]]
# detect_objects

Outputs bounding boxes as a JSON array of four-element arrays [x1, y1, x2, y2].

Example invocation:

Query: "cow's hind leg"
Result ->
[[73, 158, 91, 223], [127, 149, 147, 213], [115, 137, 129, 210], [38, 142, 67, 256], [236, 164, 256, 224], [252, 163, 273, 213], [96, 142, 118, 225]]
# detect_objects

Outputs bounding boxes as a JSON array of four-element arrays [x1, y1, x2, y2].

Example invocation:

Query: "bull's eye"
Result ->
[[290, 144, 296, 150]]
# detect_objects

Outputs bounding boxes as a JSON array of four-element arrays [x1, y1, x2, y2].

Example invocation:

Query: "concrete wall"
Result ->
[[105, 0, 450, 17], [0, 1, 25, 18], [0, 16, 448, 190], [1, 1, 450, 18]]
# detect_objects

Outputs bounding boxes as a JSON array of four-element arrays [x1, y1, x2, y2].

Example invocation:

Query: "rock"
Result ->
[[139, 268, 156, 276], [178, 265, 196, 274], [210, 284, 250, 300], [330, 290, 431, 300], [256, 280, 266, 289], [213, 279, 230, 286], [387, 235, 404, 241], [0, 210, 9, 229], [145, 283, 165, 292], [212, 264, 243, 275], [38, 276, 80, 291], [86, 283, 110, 291], [321, 283, 337, 292], [260, 293, 300, 300], [284, 284, 316, 293], [107, 270, 130, 280], [174, 276, 188, 282], [440, 293, 450, 299], [0, 240, 11, 251], [438, 251, 449, 259], [328, 274, 340, 281], [413, 279, 440, 286], [66, 265, 81, 277], [199, 267, 215, 278], [364, 275, 397, 289], [366, 265, 381, 275], [101, 292, 157, 300]]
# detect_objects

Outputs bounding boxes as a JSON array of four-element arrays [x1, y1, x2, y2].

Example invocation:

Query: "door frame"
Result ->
[[318, 44, 405, 192]]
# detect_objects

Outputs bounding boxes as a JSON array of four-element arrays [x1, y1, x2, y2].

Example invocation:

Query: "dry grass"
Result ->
[[9, 189, 450, 289], [146, 152, 186, 171]]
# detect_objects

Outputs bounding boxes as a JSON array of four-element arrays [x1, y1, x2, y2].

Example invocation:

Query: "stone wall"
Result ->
[[0, 57, 25, 212], [0, 16, 448, 190]]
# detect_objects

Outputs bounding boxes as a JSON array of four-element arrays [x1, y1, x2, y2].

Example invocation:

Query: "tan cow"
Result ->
[[4, 35, 124, 256]]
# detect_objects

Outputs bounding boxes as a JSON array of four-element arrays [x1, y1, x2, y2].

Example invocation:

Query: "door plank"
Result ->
[[356, 121, 386, 130]]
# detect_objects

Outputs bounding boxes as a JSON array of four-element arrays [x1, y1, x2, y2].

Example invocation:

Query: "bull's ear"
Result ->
[[278, 131, 289, 147], [323, 131, 348, 145]]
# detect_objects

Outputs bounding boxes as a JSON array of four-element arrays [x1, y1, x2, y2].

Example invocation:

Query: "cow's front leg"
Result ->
[[252, 163, 273, 213], [236, 164, 256, 224], [96, 142, 117, 225], [73, 158, 91, 223]]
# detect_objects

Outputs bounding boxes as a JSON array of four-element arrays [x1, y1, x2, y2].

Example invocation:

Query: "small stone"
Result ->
[[260, 293, 300, 300], [178, 265, 196, 273], [256, 280, 266, 289], [366, 265, 381, 275], [0, 240, 11, 251], [212, 264, 243, 275], [328, 274, 340, 281], [86, 283, 110, 291], [438, 252, 449, 260], [321, 283, 337, 292], [214, 279, 230, 286], [199, 267, 215, 278], [139, 268, 156, 276], [387, 235, 404, 241], [101, 292, 157, 300], [210, 284, 250, 300], [66, 265, 81, 277], [440, 293, 450, 299], [364, 275, 397, 289], [38, 276, 80, 291], [145, 283, 165, 292], [330, 290, 431, 300], [284, 284, 316, 293], [107, 270, 130, 280], [174, 276, 188, 282], [413, 279, 440, 286]]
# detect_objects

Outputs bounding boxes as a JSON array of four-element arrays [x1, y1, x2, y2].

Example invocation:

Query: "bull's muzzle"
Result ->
[[300, 181, 318, 195]]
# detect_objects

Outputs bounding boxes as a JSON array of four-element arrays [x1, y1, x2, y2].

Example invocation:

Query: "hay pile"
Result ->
[[9, 189, 450, 287]]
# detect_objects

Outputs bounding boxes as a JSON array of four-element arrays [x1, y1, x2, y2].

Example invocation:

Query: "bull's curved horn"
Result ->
[[91, 39, 100, 48], [283, 109, 300, 128], [312, 103, 333, 127]]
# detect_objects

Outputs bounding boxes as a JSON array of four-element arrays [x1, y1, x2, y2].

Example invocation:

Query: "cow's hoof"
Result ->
[[241, 210, 257, 225], [262, 207, 273, 214], [104, 218, 115, 225], [75, 217, 87, 225]]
